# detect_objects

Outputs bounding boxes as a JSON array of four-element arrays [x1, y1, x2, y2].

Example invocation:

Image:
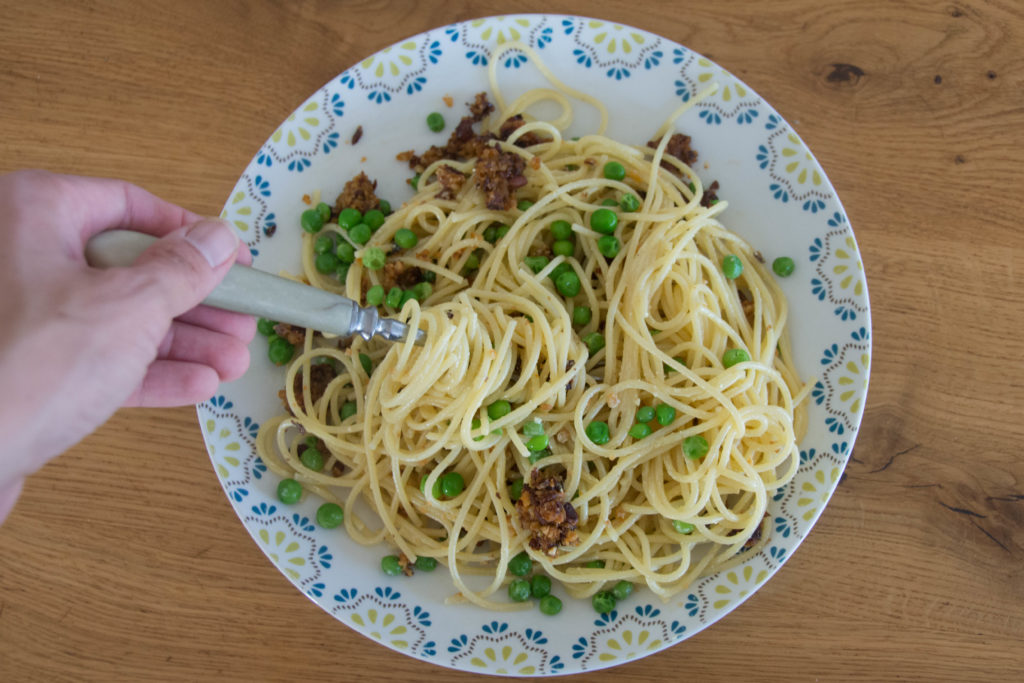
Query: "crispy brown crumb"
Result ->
[[700, 180, 720, 208], [474, 145, 527, 210], [280, 363, 338, 413], [442, 94, 454, 108], [435, 164, 466, 200], [351, 125, 363, 145], [515, 470, 580, 556], [335, 171, 379, 214], [753, 250, 765, 264], [397, 552, 415, 576], [648, 133, 698, 174], [273, 323, 305, 346]]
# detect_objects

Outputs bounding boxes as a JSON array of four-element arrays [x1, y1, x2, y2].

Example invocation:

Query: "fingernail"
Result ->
[[184, 218, 240, 267]]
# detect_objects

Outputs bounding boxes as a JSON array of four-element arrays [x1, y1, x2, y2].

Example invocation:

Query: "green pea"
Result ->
[[378, 199, 392, 215], [315, 251, 339, 274], [584, 559, 606, 569], [723, 348, 751, 368], [315, 202, 331, 223], [257, 318, 276, 336], [304, 435, 318, 448], [316, 503, 344, 529], [381, 555, 403, 576], [528, 448, 551, 464], [572, 306, 592, 326], [583, 332, 605, 355], [349, 223, 372, 245], [420, 475, 442, 499], [664, 356, 686, 374], [426, 111, 445, 132], [586, 420, 610, 445], [522, 420, 545, 437], [552, 240, 575, 257], [338, 207, 362, 229], [508, 578, 531, 602], [335, 241, 355, 264], [539, 595, 562, 615], [276, 478, 302, 504], [509, 478, 524, 501], [414, 555, 437, 571], [592, 591, 616, 614], [530, 574, 552, 598], [359, 353, 372, 376], [340, 401, 357, 420], [366, 284, 385, 306], [603, 161, 626, 180], [611, 580, 633, 601], [517, 199, 534, 211], [300, 446, 324, 472], [524, 255, 550, 274], [386, 286, 403, 308], [773, 256, 795, 277], [440, 471, 465, 498], [656, 404, 676, 426], [421, 269, 436, 283], [268, 336, 294, 365], [470, 417, 485, 442], [683, 435, 709, 459], [555, 270, 581, 297], [628, 423, 651, 439], [362, 247, 386, 270], [314, 234, 334, 254], [590, 208, 618, 234], [526, 434, 549, 452], [495, 224, 511, 239], [482, 225, 499, 243], [463, 249, 482, 271], [411, 282, 432, 301], [301, 208, 324, 233], [548, 262, 572, 282], [636, 406, 655, 423], [673, 519, 695, 534], [597, 235, 621, 259], [363, 209, 386, 231], [409, 174, 420, 190], [488, 400, 512, 420], [335, 262, 350, 280], [509, 551, 532, 576], [722, 254, 743, 279], [550, 219, 573, 240], [620, 194, 641, 212], [601, 198, 619, 207]]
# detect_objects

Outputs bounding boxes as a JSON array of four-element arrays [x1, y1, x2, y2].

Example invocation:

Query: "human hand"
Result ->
[[0, 170, 255, 519]]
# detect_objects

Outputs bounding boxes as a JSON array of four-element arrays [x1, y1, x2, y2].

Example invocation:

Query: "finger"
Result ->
[[122, 360, 221, 408], [176, 305, 257, 344], [46, 173, 204, 243], [127, 218, 239, 320], [157, 320, 251, 382]]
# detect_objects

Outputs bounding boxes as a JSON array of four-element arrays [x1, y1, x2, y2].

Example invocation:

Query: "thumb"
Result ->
[[129, 218, 241, 319]]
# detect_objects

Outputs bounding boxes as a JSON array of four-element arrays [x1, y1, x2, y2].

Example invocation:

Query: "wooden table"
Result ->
[[2, 1, 1021, 680]]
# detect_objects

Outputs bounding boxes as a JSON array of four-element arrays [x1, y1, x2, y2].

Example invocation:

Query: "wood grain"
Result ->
[[1, 0, 1022, 680]]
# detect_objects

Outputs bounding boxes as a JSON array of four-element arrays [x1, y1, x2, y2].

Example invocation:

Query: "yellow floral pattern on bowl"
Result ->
[[271, 99, 321, 148], [797, 467, 841, 522], [468, 16, 533, 45], [203, 417, 243, 480], [257, 527, 308, 581], [710, 565, 770, 610], [350, 607, 412, 650]]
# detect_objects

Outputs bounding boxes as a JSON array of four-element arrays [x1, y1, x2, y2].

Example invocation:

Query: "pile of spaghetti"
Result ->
[[256, 48, 808, 611]]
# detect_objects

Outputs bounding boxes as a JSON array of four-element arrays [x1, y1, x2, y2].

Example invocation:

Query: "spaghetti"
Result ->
[[256, 44, 808, 610]]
